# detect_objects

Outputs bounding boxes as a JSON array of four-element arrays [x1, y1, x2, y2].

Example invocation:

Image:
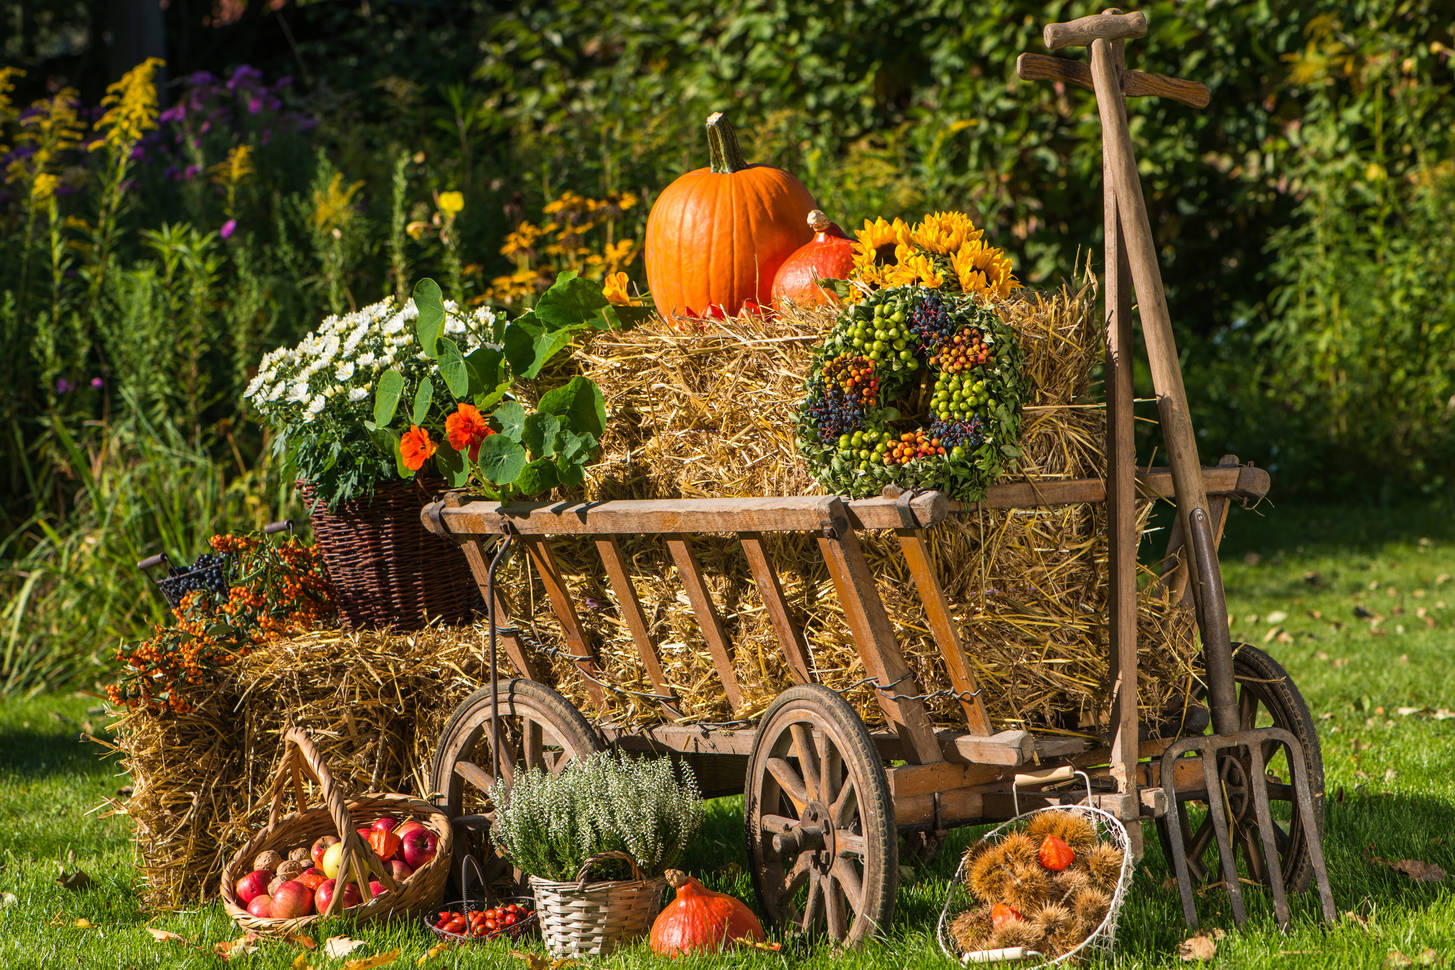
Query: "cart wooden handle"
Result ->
[[1044, 10, 1146, 50], [1086, 38, 1240, 730]]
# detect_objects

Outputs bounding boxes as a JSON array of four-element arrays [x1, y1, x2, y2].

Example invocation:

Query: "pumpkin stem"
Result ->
[[807, 210, 832, 233], [706, 112, 749, 174], [665, 869, 691, 890]]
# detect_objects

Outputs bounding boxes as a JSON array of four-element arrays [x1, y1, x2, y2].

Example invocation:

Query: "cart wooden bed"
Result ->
[[418, 457, 1323, 943]]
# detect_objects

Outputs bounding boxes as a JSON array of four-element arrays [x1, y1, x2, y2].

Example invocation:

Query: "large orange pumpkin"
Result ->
[[645, 112, 816, 324]]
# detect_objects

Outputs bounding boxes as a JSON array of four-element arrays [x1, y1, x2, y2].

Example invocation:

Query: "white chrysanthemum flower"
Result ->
[[336, 361, 355, 381], [444, 317, 465, 334], [357, 352, 376, 367], [383, 315, 405, 335], [305, 396, 326, 417], [290, 382, 309, 403], [349, 386, 369, 402]]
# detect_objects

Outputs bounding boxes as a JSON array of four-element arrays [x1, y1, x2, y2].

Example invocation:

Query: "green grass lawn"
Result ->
[[2, 498, 1453, 968]]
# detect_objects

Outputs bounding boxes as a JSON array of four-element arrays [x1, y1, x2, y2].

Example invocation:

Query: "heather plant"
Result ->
[[489, 751, 701, 882]]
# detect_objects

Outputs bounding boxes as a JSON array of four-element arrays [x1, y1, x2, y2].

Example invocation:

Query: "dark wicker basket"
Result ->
[[298, 478, 478, 630]]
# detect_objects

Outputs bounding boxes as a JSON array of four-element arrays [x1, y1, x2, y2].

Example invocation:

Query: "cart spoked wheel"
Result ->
[[430, 678, 601, 891], [1157, 644, 1326, 893], [745, 685, 897, 946]]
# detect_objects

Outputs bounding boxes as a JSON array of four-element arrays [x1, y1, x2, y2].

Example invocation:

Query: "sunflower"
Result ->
[[952, 240, 1020, 301], [913, 211, 984, 256]]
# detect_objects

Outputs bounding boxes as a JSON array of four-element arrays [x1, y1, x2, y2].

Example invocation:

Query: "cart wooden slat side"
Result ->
[[423, 460, 1267, 790]]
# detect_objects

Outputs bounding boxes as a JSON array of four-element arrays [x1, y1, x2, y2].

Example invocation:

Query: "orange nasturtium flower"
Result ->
[[400, 426, 437, 471], [602, 271, 633, 306], [445, 403, 495, 461]]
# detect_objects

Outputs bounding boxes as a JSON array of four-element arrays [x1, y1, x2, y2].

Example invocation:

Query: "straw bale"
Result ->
[[498, 283, 1199, 732], [107, 626, 491, 908]]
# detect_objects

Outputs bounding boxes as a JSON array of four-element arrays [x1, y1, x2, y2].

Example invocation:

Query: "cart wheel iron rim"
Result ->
[[745, 684, 898, 946], [430, 678, 603, 896], [936, 773, 1134, 968]]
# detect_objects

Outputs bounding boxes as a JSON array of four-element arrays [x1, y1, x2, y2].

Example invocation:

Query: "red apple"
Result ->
[[310, 835, 339, 868], [271, 880, 315, 918], [400, 827, 438, 870], [298, 867, 327, 891], [235, 869, 272, 905], [395, 820, 425, 839], [246, 894, 273, 918], [387, 859, 413, 882], [368, 879, 389, 898], [371, 816, 399, 834], [314, 878, 362, 914]]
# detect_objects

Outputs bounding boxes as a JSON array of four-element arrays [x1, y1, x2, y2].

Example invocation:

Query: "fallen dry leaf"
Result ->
[[145, 927, 188, 944], [324, 936, 368, 959], [56, 869, 92, 890], [293, 953, 311, 970], [0, 891, 16, 907], [214, 935, 261, 961], [1366, 845, 1447, 883], [510, 952, 582, 970], [1416, 949, 1441, 966], [1266, 610, 1288, 624], [416, 942, 448, 967], [343, 948, 400, 970], [1385, 952, 1413, 968], [1178, 932, 1217, 961], [286, 931, 317, 950], [74, 917, 93, 928]]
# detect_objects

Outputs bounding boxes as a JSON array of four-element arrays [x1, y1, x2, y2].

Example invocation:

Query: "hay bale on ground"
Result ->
[[107, 627, 489, 908], [501, 284, 1198, 731]]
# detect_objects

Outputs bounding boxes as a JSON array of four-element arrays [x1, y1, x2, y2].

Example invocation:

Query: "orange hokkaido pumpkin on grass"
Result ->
[[645, 112, 816, 324]]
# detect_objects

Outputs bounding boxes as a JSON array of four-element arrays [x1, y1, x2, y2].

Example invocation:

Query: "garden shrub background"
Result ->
[[2, 0, 1453, 694]]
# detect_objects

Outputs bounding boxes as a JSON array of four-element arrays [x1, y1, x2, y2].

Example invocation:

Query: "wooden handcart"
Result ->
[[421, 7, 1335, 942]]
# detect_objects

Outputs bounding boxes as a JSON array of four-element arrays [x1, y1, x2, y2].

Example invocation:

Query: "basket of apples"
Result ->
[[220, 726, 453, 933]]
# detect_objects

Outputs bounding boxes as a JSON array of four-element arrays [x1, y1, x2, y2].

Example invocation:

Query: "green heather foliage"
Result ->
[[489, 751, 702, 882], [2, 2, 1454, 692]]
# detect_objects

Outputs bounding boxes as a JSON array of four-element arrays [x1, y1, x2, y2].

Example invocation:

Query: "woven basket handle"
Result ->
[[265, 726, 399, 915], [572, 850, 646, 888]]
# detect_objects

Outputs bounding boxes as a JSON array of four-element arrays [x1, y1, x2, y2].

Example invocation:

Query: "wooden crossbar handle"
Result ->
[[1044, 10, 1146, 50], [1016, 52, 1210, 109]]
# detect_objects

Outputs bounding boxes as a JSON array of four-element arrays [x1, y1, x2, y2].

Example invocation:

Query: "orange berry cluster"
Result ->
[[107, 532, 335, 716], [929, 326, 992, 374], [884, 429, 950, 465], [822, 354, 880, 407]]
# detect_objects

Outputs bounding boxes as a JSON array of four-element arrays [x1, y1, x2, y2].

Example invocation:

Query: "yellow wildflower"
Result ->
[[94, 58, 163, 153], [31, 172, 61, 202], [405, 220, 431, 240], [602, 271, 634, 305], [8, 89, 84, 188], [310, 172, 363, 234], [612, 191, 638, 211], [438, 190, 465, 216], [602, 238, 635, 271], [0, 66, 21, 124], [208, 145, 253, 189], [501, 221, 544, 257]]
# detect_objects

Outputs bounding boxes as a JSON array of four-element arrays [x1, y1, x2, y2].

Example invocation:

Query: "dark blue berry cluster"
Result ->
[[908, 291, 955, 350], [805, 381, 865, 445], [929, 417, 986, 451], [157, 552, 233, 607]]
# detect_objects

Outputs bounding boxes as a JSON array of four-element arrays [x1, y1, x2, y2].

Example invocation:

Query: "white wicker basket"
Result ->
[[937, 773, 1135, 967]]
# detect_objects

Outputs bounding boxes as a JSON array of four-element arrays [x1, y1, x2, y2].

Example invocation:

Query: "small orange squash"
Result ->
[[645, 112, 816, 324], [771, 209, 858, 307], [648, 869, 765, 957]]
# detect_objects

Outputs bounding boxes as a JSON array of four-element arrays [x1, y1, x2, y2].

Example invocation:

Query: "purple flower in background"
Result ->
[[183, 164, 201, 180], [187, 71, 218, 87], [56, 378, 74, 393], [159, 105, 186, 124], [227, 65, 263, 91], [247, 96, 263, 114], [220, 219, 237, 239], [90, 377, 104, 389]]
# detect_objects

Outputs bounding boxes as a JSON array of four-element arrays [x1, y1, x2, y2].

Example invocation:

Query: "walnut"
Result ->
[[253, 849, 284, 874]]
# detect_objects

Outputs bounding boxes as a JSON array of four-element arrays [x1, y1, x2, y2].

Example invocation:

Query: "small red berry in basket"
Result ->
[[991, 902, 1023, 930], [1037, 835, 1075, 872]]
